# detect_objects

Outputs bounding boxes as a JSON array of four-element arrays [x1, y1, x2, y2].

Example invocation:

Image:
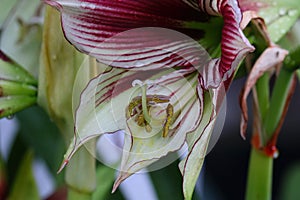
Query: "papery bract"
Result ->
[[240, 46, 289, 139]]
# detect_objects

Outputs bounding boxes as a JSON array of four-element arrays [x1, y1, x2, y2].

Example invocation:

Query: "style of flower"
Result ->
[[45, 0, 256, 199]]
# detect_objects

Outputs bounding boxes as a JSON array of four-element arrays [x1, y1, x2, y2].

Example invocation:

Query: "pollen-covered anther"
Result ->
[[127, 95, 170, 118], [134, 111, 152, 132], [136, 113, 146, 127], [162, 103, 174, 138], [127, 98, 142, 118], [126, 94, 172, 135]]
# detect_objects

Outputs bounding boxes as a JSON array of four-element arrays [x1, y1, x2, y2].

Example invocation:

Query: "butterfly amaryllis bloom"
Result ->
[[45, 0, 255, 198]]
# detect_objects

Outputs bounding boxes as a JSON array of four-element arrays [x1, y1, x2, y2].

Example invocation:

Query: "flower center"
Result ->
[[126, 84, 174, 138]]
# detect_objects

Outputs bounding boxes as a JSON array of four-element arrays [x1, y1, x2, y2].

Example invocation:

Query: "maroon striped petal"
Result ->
[[199, 0, 254, 88], [45, 0, 253, 88], [44, 0, 208, 70]]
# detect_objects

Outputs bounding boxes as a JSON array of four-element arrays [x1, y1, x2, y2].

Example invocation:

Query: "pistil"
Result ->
[[127, 82, 174, 137], [141, 85, 152, 124]]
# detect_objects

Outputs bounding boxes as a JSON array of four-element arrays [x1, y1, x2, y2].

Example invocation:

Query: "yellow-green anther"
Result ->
[[162, 103, 174, 138], [127, 98, 142, 118], [136, 114, 145, 127], [145, 124, 152, 133], [151, 95, 169, 104]]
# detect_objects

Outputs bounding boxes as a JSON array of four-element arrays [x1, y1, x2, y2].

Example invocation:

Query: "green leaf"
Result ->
[[279, 163, 300, 200], [16, 106, 65, 176], [92, 165, 116, 200], [258, 0, 300, 42], [150, 160, 184, 200], [7, 151, 40, 200], [284, 46, 300, 71]]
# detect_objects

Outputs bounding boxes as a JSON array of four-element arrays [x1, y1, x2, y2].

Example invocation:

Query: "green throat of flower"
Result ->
[[126, 85, 174, 138]]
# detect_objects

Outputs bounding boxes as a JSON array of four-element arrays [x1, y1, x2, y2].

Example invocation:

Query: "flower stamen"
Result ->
[[162, 103, 174, 138], [126, 83, 174, 135], [127, 98, 142, 118]]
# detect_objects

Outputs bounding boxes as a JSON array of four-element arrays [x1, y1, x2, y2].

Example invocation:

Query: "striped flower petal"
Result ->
[[58, 67, 203, 174], [199, 0, 254, 88], [113, 69, 203, 191], [44, 0, 207, 70], [179, 84, 225, 199], [45, 0, 254, 87]]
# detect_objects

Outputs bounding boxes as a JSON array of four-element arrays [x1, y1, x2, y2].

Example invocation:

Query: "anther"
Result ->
[[162, 103, 174, 138]]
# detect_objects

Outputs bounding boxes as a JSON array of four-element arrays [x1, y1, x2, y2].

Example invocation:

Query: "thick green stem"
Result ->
[[246, 148, 273, 200], [255, 73, 270, 121], [246, 67, 294, 200], [68, 189, 92, 200], [255, 73, 270, 144], [66, 141, 96, 200], [264, 68, 294, 141]]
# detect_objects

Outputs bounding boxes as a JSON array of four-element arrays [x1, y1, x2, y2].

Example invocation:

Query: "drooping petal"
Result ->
[[199, 0, 255, 89], [112, 69, 203, 191], [240, 46, 288, 139], [178, 91, 212, 200], [58, 67, 141, 171], [179, 84, 225, 200], [44, 0, 209, 70]]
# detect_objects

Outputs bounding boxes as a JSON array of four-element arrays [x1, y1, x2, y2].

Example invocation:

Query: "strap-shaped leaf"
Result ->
[[240, 0, 300, 42]]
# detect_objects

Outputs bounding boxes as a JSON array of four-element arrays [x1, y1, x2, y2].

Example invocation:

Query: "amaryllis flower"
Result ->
[[45, 0, 255, 198]]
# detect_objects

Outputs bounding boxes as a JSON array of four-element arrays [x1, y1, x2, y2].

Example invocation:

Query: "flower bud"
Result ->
[[0, 51, 37, 118]]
